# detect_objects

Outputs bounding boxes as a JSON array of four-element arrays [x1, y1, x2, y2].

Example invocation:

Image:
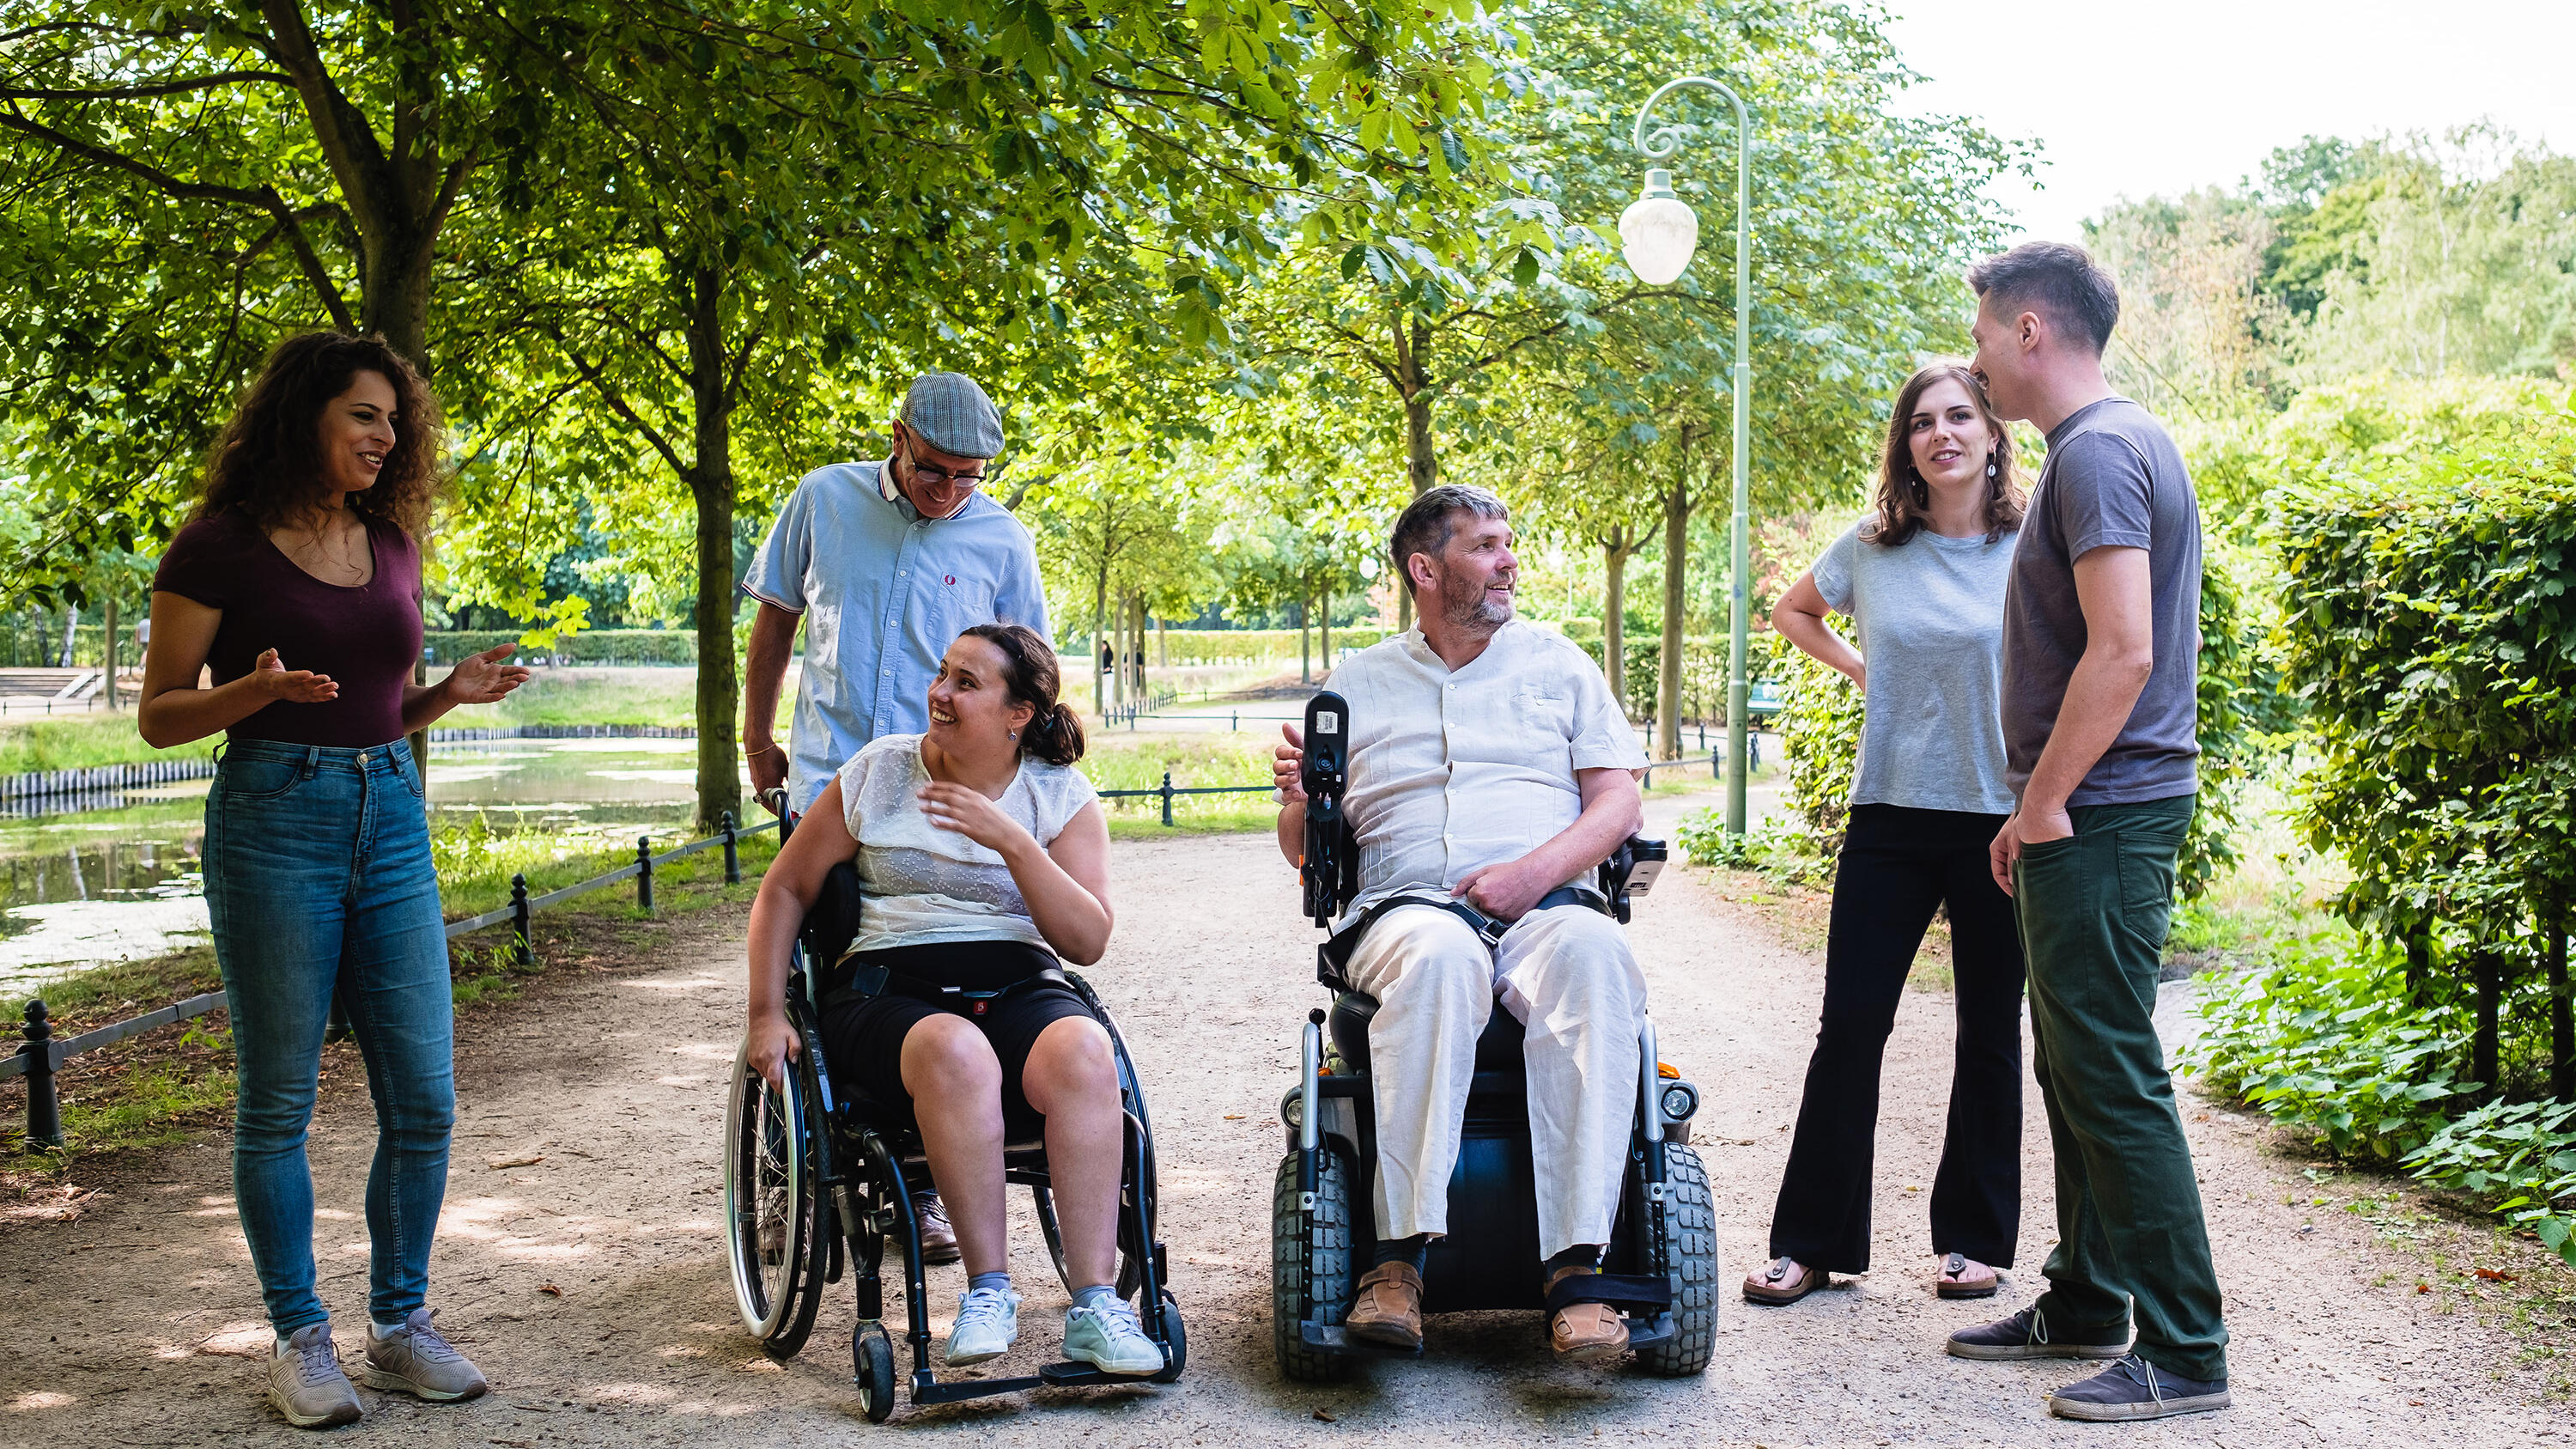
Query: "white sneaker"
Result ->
[[944, 1286, 1020, 1366], [1063, 1298, 1163, 1376]]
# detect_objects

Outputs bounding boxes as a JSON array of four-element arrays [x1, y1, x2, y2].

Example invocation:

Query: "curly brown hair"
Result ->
[[191, 332, 446, 540], [1865, 361, 2026, 548]]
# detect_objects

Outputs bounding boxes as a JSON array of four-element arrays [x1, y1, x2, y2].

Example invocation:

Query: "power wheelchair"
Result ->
[[1271, 691, 1719, 1380], [722, 801, 1182, 1422]]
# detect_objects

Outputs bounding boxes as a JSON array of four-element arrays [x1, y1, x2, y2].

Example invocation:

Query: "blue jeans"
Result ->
[[205, 738, 453, 1333]]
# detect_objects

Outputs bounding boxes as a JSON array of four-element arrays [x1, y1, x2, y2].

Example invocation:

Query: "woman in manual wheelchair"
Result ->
[[736, 623, 1177, 1415]]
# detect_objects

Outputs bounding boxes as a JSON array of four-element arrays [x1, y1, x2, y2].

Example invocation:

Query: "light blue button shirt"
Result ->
[[740, 460, 1050, 813]]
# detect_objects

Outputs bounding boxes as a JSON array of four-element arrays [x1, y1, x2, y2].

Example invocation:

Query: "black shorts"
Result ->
[[819, 940, 1100, 1137]]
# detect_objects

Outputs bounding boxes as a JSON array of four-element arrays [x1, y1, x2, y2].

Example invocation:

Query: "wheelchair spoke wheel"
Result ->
[[723, 1039, 828, 1356], [1030, 1184, 1076, 1297], [1631, 1142, 1719, 1377], [1271, 1147, 1354, 1382]]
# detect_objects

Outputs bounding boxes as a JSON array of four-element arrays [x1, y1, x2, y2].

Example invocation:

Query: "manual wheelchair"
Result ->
[[1270, 691, 1720, 1381], [722, 801, 1182, 1422]]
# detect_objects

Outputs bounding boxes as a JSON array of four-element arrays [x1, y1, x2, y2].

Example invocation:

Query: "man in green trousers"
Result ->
[[1947, 240, 2230, 1422]]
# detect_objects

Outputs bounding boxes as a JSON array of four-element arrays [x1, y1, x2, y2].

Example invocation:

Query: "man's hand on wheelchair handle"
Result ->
[[1273, 722, 1307, 804], [1452, 856, 1554, 923], [747, 1009, 801, 1093], [747, 740, 789, 806]]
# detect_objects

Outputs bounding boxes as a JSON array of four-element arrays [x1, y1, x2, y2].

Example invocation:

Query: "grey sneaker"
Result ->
[[268, 1322, 362, 1429], [2050, 1353, 2232, 1421], [1946, 1305, 2130, 1361], [361, 1308, 490, 1402]]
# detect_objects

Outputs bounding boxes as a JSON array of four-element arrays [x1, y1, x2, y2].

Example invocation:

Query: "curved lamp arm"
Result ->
[[1631, 75, 1747, 160]]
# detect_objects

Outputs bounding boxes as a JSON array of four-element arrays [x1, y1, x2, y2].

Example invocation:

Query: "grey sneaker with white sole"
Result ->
[[361, 1308, 490, 1402], [2050, 1353, 2232, 1421], [1946, 1305, 2131, 1361], [268, 1322, 363, 1429]]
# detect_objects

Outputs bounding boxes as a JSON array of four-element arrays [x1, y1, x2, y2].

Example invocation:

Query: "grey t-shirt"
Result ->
[[1812, 519, 2019, 816], [2001, 397, 2202, 806]]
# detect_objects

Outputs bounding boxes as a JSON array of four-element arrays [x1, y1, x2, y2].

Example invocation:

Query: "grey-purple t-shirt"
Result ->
[[2000, 397, 2202, 806]]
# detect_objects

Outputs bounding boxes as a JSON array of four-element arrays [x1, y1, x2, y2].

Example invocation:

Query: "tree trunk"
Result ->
[[2474, 950, 2503, 1097], [1130, 594, 1147, 699], [2404, 928, 2433, 1010], [683, 265, 740, 827], [58, 606, 77, 667], [1092, 558, 1110, 718], [1656, 440, 1694, 761], [1298, 592, 1311, 685], [1320, 580, 1333, 675], [2549, 896, 2572, 1103], [1602, 530, 1629, 710], [102, 592, 118, 709]]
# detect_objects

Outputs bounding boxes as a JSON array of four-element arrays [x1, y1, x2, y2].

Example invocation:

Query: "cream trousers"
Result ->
[[1342, 900, 1648, 1259]]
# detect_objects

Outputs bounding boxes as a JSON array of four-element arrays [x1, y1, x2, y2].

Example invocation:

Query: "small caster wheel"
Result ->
[[852, 1323, 896, 1422], [1151, 1298, 1186, 1384]]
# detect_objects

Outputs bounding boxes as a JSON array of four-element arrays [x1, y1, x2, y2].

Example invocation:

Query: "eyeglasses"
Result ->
[[902, 441, 990, 490]]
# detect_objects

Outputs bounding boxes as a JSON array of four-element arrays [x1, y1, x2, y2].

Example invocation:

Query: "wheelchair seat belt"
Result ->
[[1316, 886, 1609, 990], [821, 962, 1073, 1018]]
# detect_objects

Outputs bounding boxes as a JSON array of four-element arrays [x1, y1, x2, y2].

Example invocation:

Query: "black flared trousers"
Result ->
[[1765, 802, 2027, 1273]]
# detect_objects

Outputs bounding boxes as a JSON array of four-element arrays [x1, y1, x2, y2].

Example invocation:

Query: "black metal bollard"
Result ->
[[510, 873, 533, 966], [1159, 771, 1175, 827], [635, 836, 654, 914], [22, 1000, 61, 1150], [720, 810, 740, 886], [1230, 710, 1238, 732]]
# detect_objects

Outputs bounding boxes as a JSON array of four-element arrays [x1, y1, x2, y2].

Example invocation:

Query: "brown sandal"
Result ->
[[1936, 1252, 1999, 1300], [1742, 1256, 1827, 1306], [1546, 1267, 1631, 1363]]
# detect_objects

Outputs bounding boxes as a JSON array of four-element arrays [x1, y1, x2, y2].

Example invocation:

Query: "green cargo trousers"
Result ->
[[2014, 793, 2228, 1383]]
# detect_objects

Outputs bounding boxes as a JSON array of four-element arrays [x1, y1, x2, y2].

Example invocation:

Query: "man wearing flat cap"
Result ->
[[743, 370, 1050, 817], [738, 372, 1049, 1260]]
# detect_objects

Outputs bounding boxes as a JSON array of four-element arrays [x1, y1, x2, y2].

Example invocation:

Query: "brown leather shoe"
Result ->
[[1546, 1267, 1631, 1364], [1343, 1262, 1424, 1349], [914, 1191, 961, 1265]]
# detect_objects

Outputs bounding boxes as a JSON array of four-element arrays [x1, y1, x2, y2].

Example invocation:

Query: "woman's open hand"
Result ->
[[249, 648, 338, 703], [917, 781, 1033, 855], [442, 643, 533, 706]]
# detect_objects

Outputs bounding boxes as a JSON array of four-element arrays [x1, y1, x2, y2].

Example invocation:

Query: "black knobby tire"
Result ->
[[1271, 1148, 1355, 1383], [1631, 1141, 1719, 1377], [852, 1323, 897, 1423]]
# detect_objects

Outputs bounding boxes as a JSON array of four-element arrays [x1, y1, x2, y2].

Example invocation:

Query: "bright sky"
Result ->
[[1880, 0, 2576, 242]]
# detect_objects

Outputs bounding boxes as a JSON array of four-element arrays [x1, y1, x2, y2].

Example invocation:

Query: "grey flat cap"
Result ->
[[899, 372, 1005, 460]]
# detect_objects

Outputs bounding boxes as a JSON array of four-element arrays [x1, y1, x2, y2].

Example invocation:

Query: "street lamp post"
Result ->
[[1619, 76, 1753, 834]]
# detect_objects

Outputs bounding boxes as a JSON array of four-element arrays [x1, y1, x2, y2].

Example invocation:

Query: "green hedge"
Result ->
[[426, 630, 699, 666], [1569, 633, 1730, 727], [1149, 627, 1393, 666], [2271, 403, 2576, 1095]]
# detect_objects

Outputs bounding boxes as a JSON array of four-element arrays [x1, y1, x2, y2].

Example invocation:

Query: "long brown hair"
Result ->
[[192, 332, 447, 539], [959, 624, 1086, 767], [1865, 362, 2025, 547]]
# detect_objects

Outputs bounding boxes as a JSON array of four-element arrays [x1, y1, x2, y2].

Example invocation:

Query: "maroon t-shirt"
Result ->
[[151, 508, 424, 747]]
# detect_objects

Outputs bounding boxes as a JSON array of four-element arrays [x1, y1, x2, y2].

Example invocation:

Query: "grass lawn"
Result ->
[[0, 710, 205, 775]]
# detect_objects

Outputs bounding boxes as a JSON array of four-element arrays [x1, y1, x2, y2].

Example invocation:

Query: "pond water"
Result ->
[[0, 740, 733, 997]]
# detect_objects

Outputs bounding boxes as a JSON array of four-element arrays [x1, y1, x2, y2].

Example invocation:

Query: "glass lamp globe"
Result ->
[[1619, 167, 1698, 285]]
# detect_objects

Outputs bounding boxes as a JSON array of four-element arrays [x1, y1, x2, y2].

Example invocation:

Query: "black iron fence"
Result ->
[[4, 809, 779, 1150]]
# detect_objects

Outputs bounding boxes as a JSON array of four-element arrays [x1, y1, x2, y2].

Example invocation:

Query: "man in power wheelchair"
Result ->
[[725, 624, 1181, 1422], [1267, 485, 1717, 1379]]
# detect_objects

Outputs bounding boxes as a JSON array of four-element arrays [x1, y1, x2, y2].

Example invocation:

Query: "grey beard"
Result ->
[[1440, 584, 1513, 631]]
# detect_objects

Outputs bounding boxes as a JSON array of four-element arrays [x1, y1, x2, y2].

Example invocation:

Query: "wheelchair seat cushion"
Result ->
[[819, 941, 1100, 1140], [1327, 991, 1527, 1079]]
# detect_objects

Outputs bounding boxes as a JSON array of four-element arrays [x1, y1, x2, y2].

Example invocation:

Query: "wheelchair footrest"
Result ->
[[1622, 1312, 1677, 1350], [1299, 1322, 1424, 1357]]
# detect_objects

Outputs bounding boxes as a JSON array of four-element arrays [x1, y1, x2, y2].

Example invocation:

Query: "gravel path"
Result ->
[[1, 795, 2561, 1446]]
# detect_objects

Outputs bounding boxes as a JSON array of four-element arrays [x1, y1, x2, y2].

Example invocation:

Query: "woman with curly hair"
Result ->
[[140, 332, 529, 1429], [1742, 361, 2033, 1311]]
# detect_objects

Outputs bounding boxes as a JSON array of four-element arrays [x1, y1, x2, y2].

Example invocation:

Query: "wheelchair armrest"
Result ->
[[1598, 836, 1668, 925]]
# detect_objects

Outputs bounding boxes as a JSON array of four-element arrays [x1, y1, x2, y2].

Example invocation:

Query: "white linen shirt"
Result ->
[[740, 460, 1049, 814], [1331, 621, 1647, 917]]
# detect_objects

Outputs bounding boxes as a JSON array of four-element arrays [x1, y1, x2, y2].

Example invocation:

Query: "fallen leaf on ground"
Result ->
[[1224, 1114, 1243, 1120], [538, 1283, 563, 1296], [2416, 1282, 2432, 1294], [1313, 1408, 1337, 1422], [488, 1154, 544, 1170], [2474, 1267, 2517, 1282]]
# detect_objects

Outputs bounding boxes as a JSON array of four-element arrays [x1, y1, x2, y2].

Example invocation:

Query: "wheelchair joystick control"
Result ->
[[1299, 691, 1355, 928]]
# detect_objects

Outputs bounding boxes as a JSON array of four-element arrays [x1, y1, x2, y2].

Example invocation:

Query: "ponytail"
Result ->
[[1025, 701, 1085, 767], [957, 623, 1085, 766]]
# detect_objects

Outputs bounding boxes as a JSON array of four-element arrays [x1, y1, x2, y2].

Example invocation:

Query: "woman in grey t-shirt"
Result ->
[[1742, 362, 2032, 1308]]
